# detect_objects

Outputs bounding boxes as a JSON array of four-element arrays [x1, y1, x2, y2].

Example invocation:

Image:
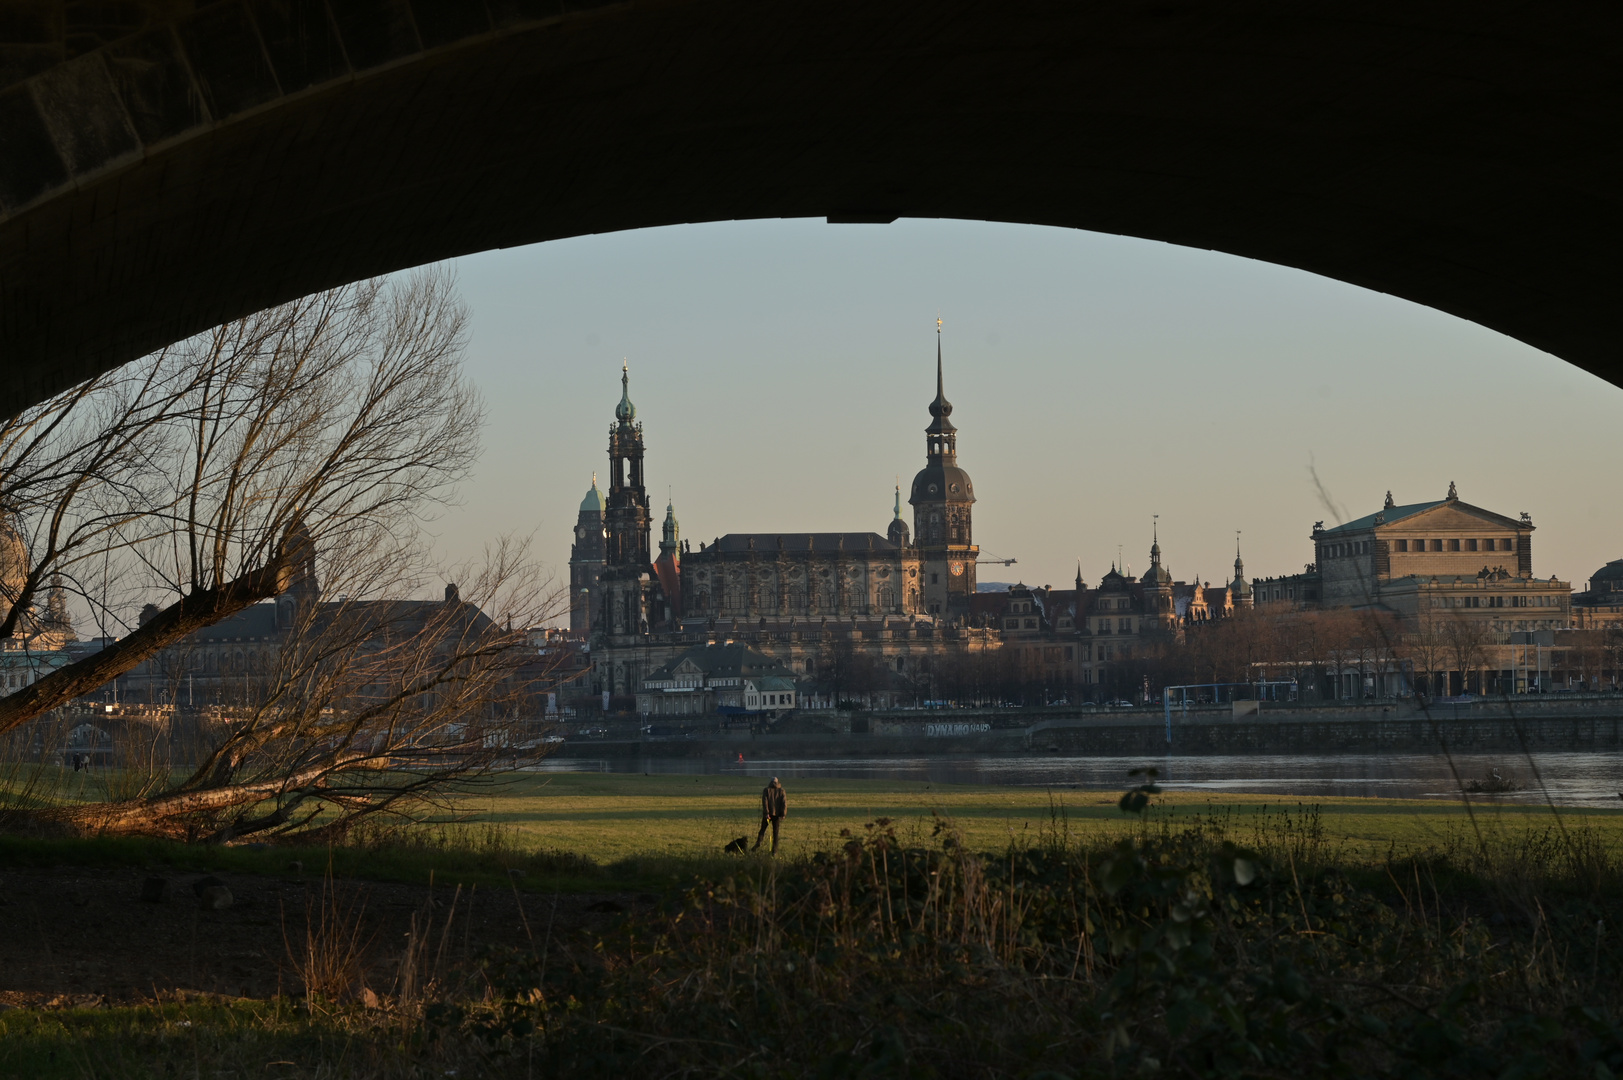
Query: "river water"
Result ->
[[536, 751, 1623, 808]]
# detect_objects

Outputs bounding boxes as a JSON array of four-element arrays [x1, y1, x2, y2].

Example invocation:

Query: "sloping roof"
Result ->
[[188, 603, 282, 641], [1323, 500, 1439, 534], [1325, 499, 1525, 535], [188, 596, 496, 645], [652, 641, 792, 680], [710, 532, 898, 554], [653, 553, 681, 617]]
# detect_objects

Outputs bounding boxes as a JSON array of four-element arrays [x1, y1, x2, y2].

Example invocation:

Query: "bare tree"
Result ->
[[1440, 612, 1490, 695], [1401, 612, 1450, 697], [38, 540, 564, 842], [0, 271, 584, 840], [0, 272, 481, 735]]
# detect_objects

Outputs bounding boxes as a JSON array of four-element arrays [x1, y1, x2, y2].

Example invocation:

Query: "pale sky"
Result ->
[[435, 218, 1623, 607]]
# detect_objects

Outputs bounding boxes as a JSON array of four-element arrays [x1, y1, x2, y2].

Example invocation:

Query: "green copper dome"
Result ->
[[580, 474, 605, 514]]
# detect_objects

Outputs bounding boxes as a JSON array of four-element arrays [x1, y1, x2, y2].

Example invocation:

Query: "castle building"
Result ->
[[575, 336, 1300, 710], [680, 532, 922, 623]]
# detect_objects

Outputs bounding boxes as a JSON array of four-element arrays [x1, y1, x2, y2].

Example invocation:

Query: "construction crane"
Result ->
[[976, 553, 1017, 566]]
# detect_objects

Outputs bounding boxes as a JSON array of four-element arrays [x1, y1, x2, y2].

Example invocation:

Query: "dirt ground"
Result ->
[[0, 865, 651, 1008]]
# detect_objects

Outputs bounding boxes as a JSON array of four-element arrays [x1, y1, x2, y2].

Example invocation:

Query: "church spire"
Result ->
[[1230, 530, 1254, 608], [660, 497, 679, 556], [615, 359, 636, 422], [926, 317, 956, 443], [887, 478, 912, 547], [935, 319, 946, 401]]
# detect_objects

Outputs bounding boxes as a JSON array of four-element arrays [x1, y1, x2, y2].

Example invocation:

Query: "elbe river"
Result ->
[[537, 751, 1623, 808]]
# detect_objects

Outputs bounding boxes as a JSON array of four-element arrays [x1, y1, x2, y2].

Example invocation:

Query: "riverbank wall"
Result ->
[[558, 697, 1623, 758]]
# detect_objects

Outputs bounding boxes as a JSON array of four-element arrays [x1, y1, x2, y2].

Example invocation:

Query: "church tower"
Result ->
[[886, 481, 911, 547], [569, 474, 607, 633], [652, 498, 682, 628], [1229, 534, 1253, 610], [1141, 522, 1177, 630], [908, 322, 978, 617], [603, 362, 651, 569], [276, 520, 319, 629], [598, 361, 659, 658]]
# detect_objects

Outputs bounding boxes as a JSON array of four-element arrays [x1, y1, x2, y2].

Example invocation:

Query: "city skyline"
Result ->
[[443, 218, 1623, 604]]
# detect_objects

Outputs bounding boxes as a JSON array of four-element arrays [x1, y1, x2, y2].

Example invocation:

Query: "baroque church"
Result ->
[[573, 335, 1000, 702]]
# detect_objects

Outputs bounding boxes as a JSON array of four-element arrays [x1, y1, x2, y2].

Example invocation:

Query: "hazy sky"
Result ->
[[435, 218, 1622, 606]]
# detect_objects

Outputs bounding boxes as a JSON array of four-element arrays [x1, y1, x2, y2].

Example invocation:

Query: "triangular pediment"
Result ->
[[1377, 500, 1527, 533]]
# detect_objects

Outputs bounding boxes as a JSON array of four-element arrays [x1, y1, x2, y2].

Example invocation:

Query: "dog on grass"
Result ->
[[722, 836, 750, 855]]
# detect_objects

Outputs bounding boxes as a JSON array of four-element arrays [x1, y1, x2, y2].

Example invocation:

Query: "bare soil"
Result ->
[[0, 865, 648, 1008]]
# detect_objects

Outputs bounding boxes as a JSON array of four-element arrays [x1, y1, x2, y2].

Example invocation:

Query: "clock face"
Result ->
[[949, 562, 965, 577]]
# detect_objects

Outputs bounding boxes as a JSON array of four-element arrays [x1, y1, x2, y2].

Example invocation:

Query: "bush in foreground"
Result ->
[[8, 800, 1623, 1079]]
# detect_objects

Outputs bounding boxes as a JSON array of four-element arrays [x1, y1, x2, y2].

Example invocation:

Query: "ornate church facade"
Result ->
[[575, 334, 1002, 702]]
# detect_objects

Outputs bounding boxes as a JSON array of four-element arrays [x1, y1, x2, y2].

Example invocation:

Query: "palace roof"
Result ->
[[705, 532, 900, 554]]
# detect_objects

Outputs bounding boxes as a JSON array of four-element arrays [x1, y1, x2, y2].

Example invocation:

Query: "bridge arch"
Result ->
[[1, 1, 1619, 414]]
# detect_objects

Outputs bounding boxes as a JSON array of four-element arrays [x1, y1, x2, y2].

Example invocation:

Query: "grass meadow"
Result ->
[[7, 770, 1623, 1078], [469, 769, 1623, 867]]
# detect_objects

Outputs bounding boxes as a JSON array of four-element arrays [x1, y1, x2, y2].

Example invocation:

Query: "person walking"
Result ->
[[754, 776, 787, 853]]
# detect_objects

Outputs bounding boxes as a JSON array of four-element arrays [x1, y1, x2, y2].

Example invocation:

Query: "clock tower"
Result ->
[[908, 323, 978, 618]]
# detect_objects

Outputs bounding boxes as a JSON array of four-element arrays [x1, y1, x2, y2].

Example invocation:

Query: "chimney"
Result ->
[[444, 583, 459, 603]]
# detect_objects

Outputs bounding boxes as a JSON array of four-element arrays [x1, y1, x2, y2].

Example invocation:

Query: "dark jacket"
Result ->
[[761, 783, 787, 819]]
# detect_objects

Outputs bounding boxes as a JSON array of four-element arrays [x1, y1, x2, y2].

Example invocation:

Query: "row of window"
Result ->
[[1434, 594, 1558, 609], [1016, 646, 1077, 664], [1395, 538, 1513, 553], [1322, 537, 1516, 559], [1324, 540, 1372, 559]]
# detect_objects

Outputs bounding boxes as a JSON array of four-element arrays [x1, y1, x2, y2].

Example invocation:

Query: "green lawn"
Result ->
[[461, 771, 1623, 863], [5, 770, 1621, 892]]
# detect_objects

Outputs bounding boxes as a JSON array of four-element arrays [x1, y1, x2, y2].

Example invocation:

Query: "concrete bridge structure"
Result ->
[[1, 1, 1619, 414]]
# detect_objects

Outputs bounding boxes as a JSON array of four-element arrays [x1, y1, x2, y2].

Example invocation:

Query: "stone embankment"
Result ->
[[560, 696, 1623, 758]]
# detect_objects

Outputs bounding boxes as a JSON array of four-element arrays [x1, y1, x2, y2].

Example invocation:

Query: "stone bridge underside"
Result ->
[[1, 1, 1619, 415]]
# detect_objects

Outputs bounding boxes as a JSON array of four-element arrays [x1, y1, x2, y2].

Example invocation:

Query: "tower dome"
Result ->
[[1230, 534, 1253, 607], [1141, 522, 1172, 586], [580, 473, 606, 514], [908, 327, 975, 511]]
